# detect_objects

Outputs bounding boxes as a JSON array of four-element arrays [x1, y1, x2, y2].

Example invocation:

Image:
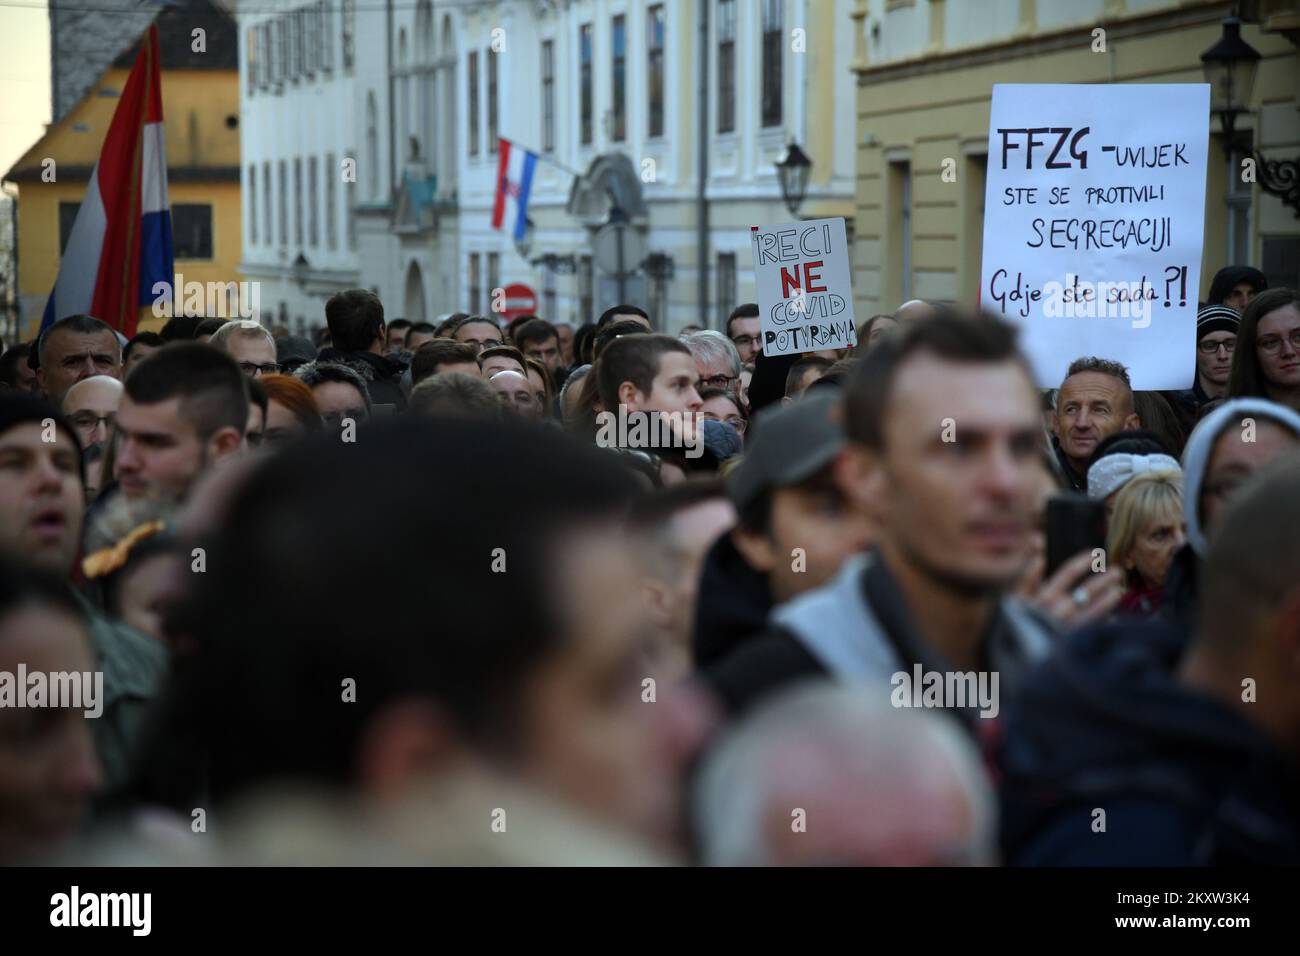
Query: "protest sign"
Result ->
[[980, 83, 1209, 389], [751, 217, 857, 356]]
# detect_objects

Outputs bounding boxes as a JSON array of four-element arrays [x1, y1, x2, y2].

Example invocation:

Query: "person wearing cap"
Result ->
[[0, 392, 168, 798], [1170, 305, 1241, 424], [703, 310, 1056, 755], [692, 388, 874, 669]]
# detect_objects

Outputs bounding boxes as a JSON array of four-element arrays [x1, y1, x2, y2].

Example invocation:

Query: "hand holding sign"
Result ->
[[751, 217, 857, 357]]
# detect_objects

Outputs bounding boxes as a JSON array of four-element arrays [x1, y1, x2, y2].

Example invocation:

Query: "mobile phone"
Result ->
[[1044, 493, 1107, 578]]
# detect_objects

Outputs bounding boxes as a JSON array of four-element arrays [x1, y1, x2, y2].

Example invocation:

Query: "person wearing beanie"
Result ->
[[0, 392, 167, 799], [1169, 304, 1241, 423], [1206, 264, 1267, 313]]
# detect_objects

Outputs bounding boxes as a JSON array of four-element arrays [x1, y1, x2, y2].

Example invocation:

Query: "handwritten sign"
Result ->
[[751, 217, 857, 356], [980, 84, 1209, 389]]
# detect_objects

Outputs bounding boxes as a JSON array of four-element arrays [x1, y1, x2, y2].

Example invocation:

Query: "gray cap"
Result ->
[[276, 335, 317, 367], [727, 387, 847, 513]]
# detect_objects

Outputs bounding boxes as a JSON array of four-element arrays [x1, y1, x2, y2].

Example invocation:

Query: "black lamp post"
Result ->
[[1201, 16, 1299, 217], [775, 141, 813, 218]]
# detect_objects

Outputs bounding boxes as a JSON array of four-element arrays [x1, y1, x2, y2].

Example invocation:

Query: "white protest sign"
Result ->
[[980, 84, 1209, 390], [751, 217, 857, 356]]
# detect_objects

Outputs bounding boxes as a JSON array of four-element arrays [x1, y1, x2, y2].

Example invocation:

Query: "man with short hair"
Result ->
[[1002, 451, 1300, 865], [210, 320, 280, 378], [1052, 356, 1141, 491], [783, 357, 833, 404], [479, 345, 527, 379], [554, 321, 575, 367], [114, 343, 249, 502], [726, 303, 762, 364], [123, 332, 164, 373], [0, 344, 37, 391], [514, 318, 565, 375], [706, 312, 1055, 749], [295, 360, 371, 428], [62, 375, 124, 501], [322, 289, 407, 408], [405, 322, 437, 351], [35, 315, 122, 407], [681, 330, 743, 400], [384, 319, 412, 354], [596, 304, 652, 331], [596, 334, 703, 421], [409, 371, 501, 419], [0, 392, 167, 796], [452, 315, 505, 356], [410, 339, 481, 385]]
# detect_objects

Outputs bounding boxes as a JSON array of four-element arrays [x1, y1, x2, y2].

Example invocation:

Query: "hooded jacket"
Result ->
[[1000, 620, 1300, 865], [318, 348, 408, 409], [1206, 265, 1267, 307]]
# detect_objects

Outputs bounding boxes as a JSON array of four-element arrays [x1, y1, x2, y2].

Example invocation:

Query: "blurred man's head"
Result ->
[[0, 345, 37, 392], [295, 361, 371, 428], [596, 304, 652, 332], [554, 322, 575, 367], [479, 345, 527, 380], [452, 316, 505, 356], [61, 375, 123, 454], [843, 311, 1041, 594], [783, 357, 833, 404], [210, 321, 280, 378], [244, 376, 269, 450], [729, 389, 873, 602], [489, 369, 542, 420], [325, 289, 387, 354], [0, 559, 102, 863], [681, 330, 743, 400], [597, 334, 702, 418], [694, 683, 995, 866], [114, 344, 249, 502], [1208, 265, 1267, 314], [514, 318, 564, 373], [893, 299, 937, 327], [36, 315, 122, 407], [1054, 357, 1140, 477], [0, 394, 85, 575], [404, 322, 437, 351], [161, 419, 704, 845], [122, 332, 164, 374], [384, 319, 412, 354], [410, 339, 481, 385], [408, 372, 502, 420], [726, 304, 762, 365]]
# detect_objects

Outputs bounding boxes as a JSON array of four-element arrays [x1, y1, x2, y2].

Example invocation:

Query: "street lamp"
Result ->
[[1200, 16, 1299, 218], [292, 252, 310, 290], [775, 141, 813, 218], [1200, 16, 1260, 156]]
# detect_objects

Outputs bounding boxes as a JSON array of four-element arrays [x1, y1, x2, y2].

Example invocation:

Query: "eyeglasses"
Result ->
[[69, 411, 116, 432], [724, 416, 747, 435], [1197, 339, 1236, 354], [731, 335, 759, 348], [239, 362, 281, 377], [1256, 330, 1300, 354], [699, 374, 738, 390]]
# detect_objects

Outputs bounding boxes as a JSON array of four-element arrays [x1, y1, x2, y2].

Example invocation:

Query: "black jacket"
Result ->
[[692, 534, 773, 669], [1051, 438, 1086, 492], [1000, 620, 1300, 865]]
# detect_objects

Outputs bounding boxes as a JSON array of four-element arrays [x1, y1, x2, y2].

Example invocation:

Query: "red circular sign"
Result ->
[[499, 283, 538, 322]]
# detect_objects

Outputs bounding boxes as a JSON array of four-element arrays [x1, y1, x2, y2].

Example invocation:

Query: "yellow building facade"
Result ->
[[4, 14, 242, 338], [850, 0, 1300, 316]]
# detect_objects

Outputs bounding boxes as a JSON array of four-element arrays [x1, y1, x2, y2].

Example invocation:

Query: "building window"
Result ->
[[263, 162, 272, 244], [1262, 237, 1299, 290], [579, 24, 593, 146], [320, 1, 334, 72], [308, 157, 319, 247], [342, 0, 356, 71], [173, 204, 213, 260], [248, 166, 257, 244], [578, 254, 593, 325], [541, 40, 555, 152], [58, 201, 80, 255], [326, 151, 337, 250], [468, 252, 482, 314], [611, 15, 626, 142], [487, 252, 500, 307], [294, 158, 303, 247], [718, 0, 735, 133], [761, 0, 783, 128], [647, 6, 665, 138], [467, 51, 479, 156], [487, 48, 498, 154], [717, 252, 736, 325], [278, 160, 288, 247]]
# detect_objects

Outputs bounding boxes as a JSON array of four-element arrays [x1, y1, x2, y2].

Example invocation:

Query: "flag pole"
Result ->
[[501, 137, 583, 178]]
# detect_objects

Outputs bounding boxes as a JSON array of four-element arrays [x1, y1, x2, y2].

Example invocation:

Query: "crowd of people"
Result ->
[[0, 262, 1297, 866]]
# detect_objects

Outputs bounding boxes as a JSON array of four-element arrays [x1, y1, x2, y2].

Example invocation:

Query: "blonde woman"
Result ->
[[1106, 470, 1186, 616]]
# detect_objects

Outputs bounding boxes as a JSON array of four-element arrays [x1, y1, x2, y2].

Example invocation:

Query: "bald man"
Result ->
[[62, 375, 124, 500], [488, 370, 543, 421]]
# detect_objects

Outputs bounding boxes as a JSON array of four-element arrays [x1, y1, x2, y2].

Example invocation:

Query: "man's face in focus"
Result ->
[[226, 334, 278, 378], [114, 395, 209, 501], [454, 321, 504, 356], [627, 353, 702, 418], [853, 354, 1042, 593], [37, 329, 121, 407], [729, 317, 762, 364], [0, 604, 102, 862], [1196, 331, 1236, 391], [0, 424, 84, 574], [1054, 371, 1139, 472], [517, 526, 710, 846], [1200, 419, 1299, 534]]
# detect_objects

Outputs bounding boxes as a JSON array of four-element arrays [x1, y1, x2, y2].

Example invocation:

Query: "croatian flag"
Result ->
[[42, 25, 173, 338], [492, 137, 536, 241]]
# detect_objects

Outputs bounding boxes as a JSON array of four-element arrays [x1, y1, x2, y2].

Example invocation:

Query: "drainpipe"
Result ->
[[387, 0, 396, 202], [696, 0, 710, 328]]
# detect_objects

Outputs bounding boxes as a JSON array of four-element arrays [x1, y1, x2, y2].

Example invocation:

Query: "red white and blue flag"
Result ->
[[492, 137, 537, 241], [42, 24, 173, 338]]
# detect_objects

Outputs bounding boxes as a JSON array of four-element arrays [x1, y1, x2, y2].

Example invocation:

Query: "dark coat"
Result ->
[[692, 533, 773, 669]]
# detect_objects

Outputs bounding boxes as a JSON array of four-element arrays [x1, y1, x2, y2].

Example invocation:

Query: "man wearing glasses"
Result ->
[[681, 330, 744, 405], [61, 375, 123, 501], [209, 320, 281, 378], [1191, 305, 1239, 404], [726, 303, 763, 365]]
